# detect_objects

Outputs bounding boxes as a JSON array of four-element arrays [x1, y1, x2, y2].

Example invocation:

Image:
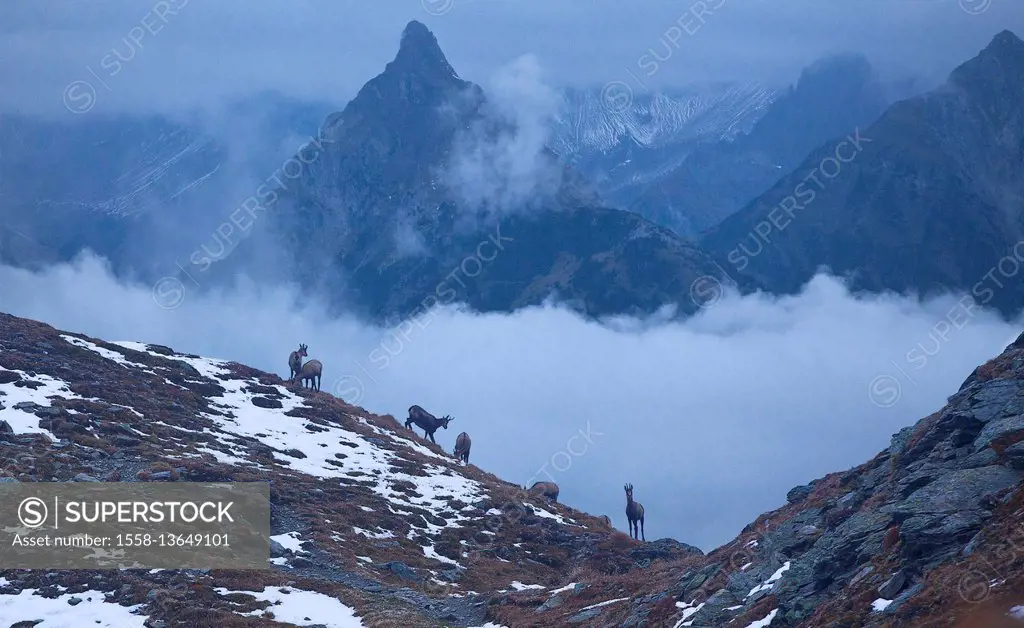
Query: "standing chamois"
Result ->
[[526, 481, 559, 503], [405, 405, 453, 444], [297, 359, 323, 391], [624, 483, 645, 541], [288, 344, 308, 381], [453, 432, 471, 464]]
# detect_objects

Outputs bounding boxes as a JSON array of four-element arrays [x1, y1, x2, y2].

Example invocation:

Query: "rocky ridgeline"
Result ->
[[485, 336, 1024, 627], [1, 310, 1023, 627]]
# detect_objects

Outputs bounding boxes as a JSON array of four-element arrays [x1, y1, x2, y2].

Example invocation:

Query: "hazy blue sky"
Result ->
[[2, 0, 1022, 115]]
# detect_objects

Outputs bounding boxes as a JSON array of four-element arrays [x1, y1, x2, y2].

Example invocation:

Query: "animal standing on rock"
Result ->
[[527, 481, 559, 503], [297, 359, 323, 391], [625, 483, 645, 542], [288, 344, 307, 381], [405, 405, 453, 445], [454, 432, 471, 464]]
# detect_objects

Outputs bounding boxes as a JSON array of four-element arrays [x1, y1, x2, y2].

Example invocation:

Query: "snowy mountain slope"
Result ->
[[0, 312, 674, 627], [4, 308, 1023, 626]]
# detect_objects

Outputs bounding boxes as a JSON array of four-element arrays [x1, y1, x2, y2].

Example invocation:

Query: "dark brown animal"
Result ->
[[405, 405, 453, 444], [298, 359, 322, 391], [453, 432, 471, 464], [288, 344, 307, 381], [625, 483, 645, 541], [527, 481, 559, 503]]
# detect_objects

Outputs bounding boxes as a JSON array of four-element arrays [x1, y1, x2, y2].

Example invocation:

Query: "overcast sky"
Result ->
[[2, 257, 1021, 549], [3, 0, 1023, 116]]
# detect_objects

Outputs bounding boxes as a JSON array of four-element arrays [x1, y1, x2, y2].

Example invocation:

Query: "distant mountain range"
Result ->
[[2, 23, 1022, 323], [702, 29, 1024, 318], [0, 93, 336, 276]]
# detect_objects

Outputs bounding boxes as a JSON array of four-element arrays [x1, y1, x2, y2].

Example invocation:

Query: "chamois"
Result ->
[[453, 432, 471, 464], [288, 344, 308, 381], [624, 483, 645, 541], [527, 481, 559, 503], [298, 359, 323, 391], [405, 405, 453, 445]]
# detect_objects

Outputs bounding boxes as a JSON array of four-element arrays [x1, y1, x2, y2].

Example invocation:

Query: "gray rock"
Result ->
[[0, 420, 12, 434], [1003, 441, 1024, 470], [269, 539, 287, 557], [883, 583, 924, 614], [67, 596, 82, 606], [786, 484, 813, 503], [290, 556, 314, 568], [961, 531, 984, 557], [877, 571, 906, 599], [962, 447, 999, 468], [381, 561, 420, 582], [837, 492, 859, 507], [975, 414, 1024, 451], [73, 473, 100, 482], [891, 466, 1020, 517], [849, 565, 874, 586], [567, 608, 601, 623], [535, 595, 563, 612]]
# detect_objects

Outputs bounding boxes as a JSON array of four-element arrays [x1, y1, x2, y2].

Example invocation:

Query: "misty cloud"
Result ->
[[446, 54, 562, 220], [2, 255, 1019, 550]]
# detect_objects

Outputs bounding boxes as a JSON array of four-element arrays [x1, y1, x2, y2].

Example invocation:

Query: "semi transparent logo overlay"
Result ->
[[0, 482, 270, 569]]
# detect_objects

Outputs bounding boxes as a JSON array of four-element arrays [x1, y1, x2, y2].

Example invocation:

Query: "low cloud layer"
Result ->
[[2, 255, 1019, 550]]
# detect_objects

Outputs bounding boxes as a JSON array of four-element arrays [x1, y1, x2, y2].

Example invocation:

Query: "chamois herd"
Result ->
[[285, 344, 648, 541]]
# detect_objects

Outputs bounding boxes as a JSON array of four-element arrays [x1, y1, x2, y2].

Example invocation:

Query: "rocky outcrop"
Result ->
[[479, 333, 1024, 627]]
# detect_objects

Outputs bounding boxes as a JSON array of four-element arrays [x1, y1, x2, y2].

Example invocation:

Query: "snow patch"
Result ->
[[0, 370, 90, 439], [579, 597, 630, 611], [871, 598, 893, 612], [747, 561, 790, 598], [674, 600, 706, 627], [0, 588, 148, 627], [270, 531, 309, 554], [214, 586, 364, 627]]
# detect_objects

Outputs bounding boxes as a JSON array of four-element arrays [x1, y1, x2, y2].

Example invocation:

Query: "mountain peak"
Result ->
[[391, 20, 458, 80], [988, 28, 1024, 53], [948, 28, 1024, 97]]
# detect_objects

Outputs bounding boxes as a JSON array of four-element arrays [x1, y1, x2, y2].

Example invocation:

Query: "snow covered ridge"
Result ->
[[550, 82, 779, 155]]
